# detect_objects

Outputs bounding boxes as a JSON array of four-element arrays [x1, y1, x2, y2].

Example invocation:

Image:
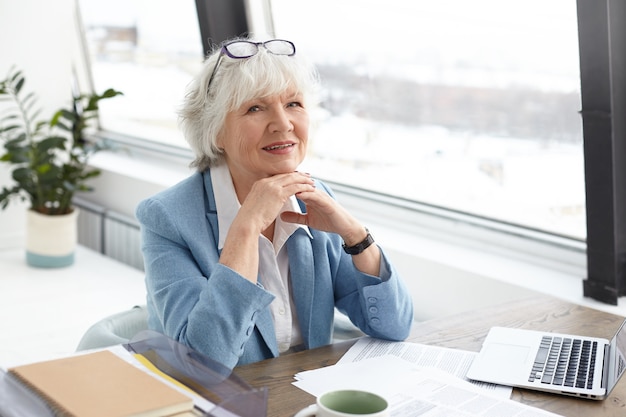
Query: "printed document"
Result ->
[[336, 337, 510, 397], [293, 338, 564, 417]]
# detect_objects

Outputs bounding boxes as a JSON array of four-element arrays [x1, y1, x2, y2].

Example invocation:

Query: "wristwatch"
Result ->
[[342, 228, 375, 255]]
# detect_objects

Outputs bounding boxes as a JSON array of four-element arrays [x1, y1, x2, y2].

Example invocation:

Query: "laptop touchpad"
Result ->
[[473, 343, 531, 379]]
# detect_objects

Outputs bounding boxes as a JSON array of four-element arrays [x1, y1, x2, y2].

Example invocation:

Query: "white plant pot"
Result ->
[[26, 209, 78, 268]]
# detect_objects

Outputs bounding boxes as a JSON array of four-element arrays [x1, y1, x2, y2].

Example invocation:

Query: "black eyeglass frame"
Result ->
[[206, 39, 296, 94]]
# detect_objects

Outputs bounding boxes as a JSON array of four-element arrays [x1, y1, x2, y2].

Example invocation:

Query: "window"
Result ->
[[79, 0, 584, 240], [78, 0, 203, 146], [269, 0, 584, 240]]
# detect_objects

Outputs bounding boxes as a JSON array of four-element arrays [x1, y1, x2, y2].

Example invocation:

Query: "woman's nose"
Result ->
[[269, 107, 293, 132]]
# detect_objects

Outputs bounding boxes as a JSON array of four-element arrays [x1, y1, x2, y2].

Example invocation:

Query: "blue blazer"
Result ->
[[136, 170, 414, 369]]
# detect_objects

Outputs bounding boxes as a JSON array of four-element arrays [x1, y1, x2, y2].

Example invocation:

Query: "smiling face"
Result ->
[[218, 88, 310, 191]]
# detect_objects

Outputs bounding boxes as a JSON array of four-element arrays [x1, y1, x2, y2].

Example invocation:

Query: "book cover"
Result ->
[[8, 350, 194, 417]]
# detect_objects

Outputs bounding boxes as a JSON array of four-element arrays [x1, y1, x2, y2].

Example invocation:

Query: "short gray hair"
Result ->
[[179, 37, 321, 171]]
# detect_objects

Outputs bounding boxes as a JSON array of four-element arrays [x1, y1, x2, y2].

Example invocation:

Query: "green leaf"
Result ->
[[50, 110, 62, 126], [35, 163, 52, 175], [59, 109, 77, 122], [0, 124, 21, 135], [12, 166, 35, 182], [9, 69, 23, 84], [53, 120, 72, 132], [37, 136, 67, 152], [1, 147, 29, 163], [14, 76, 25, 94], [102, 88, 124, 98]]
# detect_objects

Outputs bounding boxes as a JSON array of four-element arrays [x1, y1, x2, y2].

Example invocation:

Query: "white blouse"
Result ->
[[211, 163, 311, 352]]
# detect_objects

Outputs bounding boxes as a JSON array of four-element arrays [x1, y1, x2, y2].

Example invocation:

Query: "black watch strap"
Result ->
[[342, 228, 375, 255]]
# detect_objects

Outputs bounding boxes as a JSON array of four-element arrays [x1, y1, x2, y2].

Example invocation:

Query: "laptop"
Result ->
[[466, 320, 626, 400]]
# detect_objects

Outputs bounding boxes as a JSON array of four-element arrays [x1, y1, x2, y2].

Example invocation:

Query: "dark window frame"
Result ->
[[194, 0, 249, 57], [578, 0, 626, 304]]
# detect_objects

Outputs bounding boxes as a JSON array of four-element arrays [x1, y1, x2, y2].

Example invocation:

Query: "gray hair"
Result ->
[[178, 37, 321, 171]]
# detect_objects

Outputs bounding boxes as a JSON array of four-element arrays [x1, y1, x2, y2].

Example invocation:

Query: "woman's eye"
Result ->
[[287, 101, 302, 108], [247, 105, 260, 113]]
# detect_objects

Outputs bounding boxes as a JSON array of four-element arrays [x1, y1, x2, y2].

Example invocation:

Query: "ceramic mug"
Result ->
[[294, 389, 389, 417]]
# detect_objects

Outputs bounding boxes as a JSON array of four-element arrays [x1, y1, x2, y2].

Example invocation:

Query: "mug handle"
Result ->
[[294, 403, 318, 417]]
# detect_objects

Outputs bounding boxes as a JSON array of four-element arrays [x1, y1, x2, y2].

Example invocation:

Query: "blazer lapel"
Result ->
[[287, 229, 315, 347], [202, 171, 220, 251]]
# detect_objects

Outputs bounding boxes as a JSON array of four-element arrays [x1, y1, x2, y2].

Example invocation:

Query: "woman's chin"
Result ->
[[269, 161, 302, 174]]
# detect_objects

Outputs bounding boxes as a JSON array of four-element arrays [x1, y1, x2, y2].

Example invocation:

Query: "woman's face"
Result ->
[[218, 88, 309, 185]]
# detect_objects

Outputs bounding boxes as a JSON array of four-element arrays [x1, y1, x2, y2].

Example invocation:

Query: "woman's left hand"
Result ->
[[281, 187, 381, 275], [281, 188, 367, 248]]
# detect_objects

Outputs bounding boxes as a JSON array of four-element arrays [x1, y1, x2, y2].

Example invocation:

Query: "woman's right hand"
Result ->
[[218, 172, 315, 282], [237, 171, 315, 233]]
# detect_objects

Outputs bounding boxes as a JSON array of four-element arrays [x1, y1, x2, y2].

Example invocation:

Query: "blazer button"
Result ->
[[369, 306, 379, 314]]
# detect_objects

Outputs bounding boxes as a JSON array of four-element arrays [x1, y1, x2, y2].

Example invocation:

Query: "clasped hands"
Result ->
[[238, 172, 367, 246]]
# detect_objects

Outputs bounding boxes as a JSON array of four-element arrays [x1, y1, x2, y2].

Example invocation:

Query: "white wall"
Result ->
[[0, 0, 89, 249]]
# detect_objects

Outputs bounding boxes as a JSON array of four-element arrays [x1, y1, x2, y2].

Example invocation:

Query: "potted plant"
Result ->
[[0, 67, 122, 267]]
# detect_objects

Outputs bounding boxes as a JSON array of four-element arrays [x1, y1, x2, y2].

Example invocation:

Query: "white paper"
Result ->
[[293, 338, 565, 417], [386, 365, 563, 417], [334, 337, 511, 397]]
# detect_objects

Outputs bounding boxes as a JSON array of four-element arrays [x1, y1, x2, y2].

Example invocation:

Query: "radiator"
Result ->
[[74, 198, 145, 271]]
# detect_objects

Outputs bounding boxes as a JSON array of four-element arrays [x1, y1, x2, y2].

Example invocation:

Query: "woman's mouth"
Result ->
[[263, 143, 295, 151]]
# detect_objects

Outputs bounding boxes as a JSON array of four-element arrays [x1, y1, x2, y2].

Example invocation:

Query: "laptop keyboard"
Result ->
[[528, 336, 598, 389]]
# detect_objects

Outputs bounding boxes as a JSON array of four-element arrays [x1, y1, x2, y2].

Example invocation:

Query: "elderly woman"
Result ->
[[135, 37, 414, 370]]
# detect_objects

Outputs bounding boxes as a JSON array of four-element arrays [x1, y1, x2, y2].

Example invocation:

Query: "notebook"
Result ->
[[8, 349, 195, 417], [466, 320, 626, 400]]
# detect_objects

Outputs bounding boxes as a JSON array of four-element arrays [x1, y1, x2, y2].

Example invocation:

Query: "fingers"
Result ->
[[251, 172, 315, 201], [294, 187, 335, 213], [255, 171, 313, 190], [238, 172, 315, 231], [280, 211, 307, 225]]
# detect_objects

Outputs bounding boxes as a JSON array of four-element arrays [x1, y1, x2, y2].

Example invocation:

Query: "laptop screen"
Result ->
[[608, 320, 626, 390]]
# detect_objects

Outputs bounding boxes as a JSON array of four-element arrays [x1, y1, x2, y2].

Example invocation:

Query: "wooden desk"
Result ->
[[234, 296, 626, 417]]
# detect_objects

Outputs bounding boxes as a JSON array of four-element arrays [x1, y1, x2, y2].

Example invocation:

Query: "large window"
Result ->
[[79, 0, 584, 239], [270, 0, 583, 239], [78, 0, 202, 145]]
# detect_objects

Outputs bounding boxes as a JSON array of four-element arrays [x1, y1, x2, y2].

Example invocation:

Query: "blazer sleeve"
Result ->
[[335, 246, 414, 341], [136, 196, 275, 369], [305, 180, 414, 343]]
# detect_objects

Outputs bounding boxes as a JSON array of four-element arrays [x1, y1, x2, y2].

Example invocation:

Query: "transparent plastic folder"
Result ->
[[125, 330, 268, 417], [0, 367, 52, 417], [0, 330, 267, 417]]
